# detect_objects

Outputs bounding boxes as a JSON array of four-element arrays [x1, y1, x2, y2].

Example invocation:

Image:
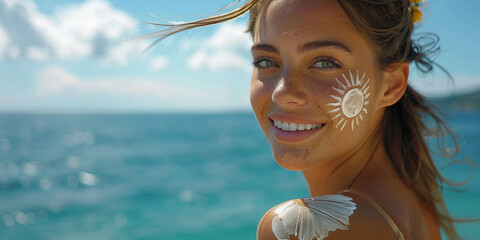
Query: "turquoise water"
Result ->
[[0, 111, 478, 239]]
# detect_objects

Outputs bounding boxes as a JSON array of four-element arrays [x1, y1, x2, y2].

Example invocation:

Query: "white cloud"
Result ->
[[0, 24, 8, 58], [179, 39, 193, 52], [149, 55, 169, 71], [410, 73, 480, 97], [0, 0, 139, 64], [26, 46, 48, 60], [453, 75, 480, 94], [186, 21, 252, 72], [36, 66, 229, 103], [101, 41, 149, 67], [37, 66, 78, 94]]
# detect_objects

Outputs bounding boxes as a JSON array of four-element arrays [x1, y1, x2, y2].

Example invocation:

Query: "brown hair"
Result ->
[[146, 0, 472, 238]]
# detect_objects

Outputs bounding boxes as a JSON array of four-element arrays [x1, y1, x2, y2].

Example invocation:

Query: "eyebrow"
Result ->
[[251, 40, 352, 54], [251, 44, 279, 54], [299, 40, 352, 54]]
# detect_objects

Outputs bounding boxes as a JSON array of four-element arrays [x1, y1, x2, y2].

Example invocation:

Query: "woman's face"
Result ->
[[250, 0, 387, 170]]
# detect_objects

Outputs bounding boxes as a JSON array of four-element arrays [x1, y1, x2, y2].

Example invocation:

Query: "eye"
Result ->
[[311, 57, 341, 70], [253, 57, 279, 69]]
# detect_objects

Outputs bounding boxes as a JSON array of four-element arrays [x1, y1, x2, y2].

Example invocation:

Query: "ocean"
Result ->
[[0, 110, 478, 240]]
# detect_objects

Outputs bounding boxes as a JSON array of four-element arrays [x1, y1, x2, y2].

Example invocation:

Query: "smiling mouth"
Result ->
[[272, 120, 325, 132]]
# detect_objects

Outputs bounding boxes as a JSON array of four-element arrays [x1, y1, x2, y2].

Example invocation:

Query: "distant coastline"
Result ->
[[430, 89, 480, 110]]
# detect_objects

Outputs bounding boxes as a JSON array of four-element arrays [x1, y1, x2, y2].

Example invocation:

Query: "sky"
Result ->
[[0, 0, 479, 113]]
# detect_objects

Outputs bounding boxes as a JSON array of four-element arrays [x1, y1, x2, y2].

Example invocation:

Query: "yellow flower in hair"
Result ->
[[412, 5, 423, 23], [409, 0, 425, 23]]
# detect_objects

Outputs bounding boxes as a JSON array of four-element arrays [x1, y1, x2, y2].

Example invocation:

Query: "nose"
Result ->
[[272, 69, 308, 107]]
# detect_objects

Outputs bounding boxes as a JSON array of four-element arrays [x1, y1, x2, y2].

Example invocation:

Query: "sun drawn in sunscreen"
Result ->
[[327, 69, 370, 132]]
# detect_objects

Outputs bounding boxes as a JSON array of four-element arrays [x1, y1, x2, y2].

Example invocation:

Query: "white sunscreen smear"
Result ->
[[272, 194, 356, 240], [327, 69, 370, 131]]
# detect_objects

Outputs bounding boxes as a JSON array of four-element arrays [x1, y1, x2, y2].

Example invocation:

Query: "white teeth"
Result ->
[[273, 120, 322, 131]]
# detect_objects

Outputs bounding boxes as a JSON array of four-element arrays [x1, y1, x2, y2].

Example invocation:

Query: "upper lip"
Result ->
[[268, 113, 324, 125]]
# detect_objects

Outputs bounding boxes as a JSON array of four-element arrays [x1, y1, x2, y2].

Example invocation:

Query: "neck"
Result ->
[[302, 132, 386, 197]]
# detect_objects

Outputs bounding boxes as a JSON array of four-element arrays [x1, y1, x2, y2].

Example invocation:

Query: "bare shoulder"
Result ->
[[257, 199, 302, 240], [257, 195, 400, 240], [326, 192, 401, 240]]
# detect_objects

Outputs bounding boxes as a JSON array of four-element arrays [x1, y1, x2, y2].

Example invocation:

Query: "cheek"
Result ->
[[324, 69, 373, 133], [250, 75, 276, 134], [249, 76, 266, 115]]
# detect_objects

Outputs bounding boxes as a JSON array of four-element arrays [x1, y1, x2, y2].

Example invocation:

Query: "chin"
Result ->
[[270, 145, 314, 171]]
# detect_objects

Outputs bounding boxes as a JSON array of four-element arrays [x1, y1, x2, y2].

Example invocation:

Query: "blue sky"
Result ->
[[0, 0, 479, 113]]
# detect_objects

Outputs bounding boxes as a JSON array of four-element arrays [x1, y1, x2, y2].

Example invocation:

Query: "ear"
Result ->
[[379, 62, 409, 107]]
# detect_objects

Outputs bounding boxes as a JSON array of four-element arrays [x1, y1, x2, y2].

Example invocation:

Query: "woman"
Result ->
[[150, 0, 467, 239]]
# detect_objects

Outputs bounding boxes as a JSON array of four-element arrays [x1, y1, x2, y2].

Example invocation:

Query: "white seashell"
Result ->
[[272, 194, 356, 240]]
